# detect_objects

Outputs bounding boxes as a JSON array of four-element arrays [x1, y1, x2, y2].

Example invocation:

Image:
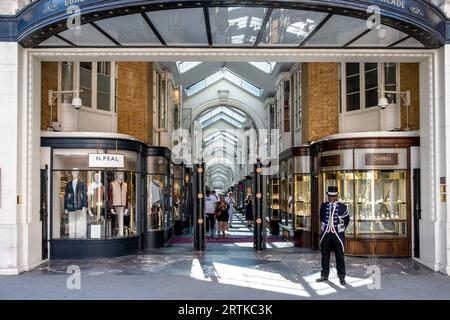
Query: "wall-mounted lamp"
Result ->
[[48, 89, 83, 109], [378, 89, 411, 131], [47, 89, 83, 131]]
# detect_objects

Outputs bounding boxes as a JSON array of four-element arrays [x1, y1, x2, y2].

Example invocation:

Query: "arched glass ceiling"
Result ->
[[203, 131, 240, 146], [185, 67, 263, 97], [199, 106, 247, 129], [33, 6, 433, 49]]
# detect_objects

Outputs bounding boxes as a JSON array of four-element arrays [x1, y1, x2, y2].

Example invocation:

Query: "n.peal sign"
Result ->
[[89, 154, 124, 168]]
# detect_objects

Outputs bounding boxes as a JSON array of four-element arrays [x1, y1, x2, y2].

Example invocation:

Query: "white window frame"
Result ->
[[294, 66, 302, 131], [58, 61, 116, 115], [340, 62, 400, 115]]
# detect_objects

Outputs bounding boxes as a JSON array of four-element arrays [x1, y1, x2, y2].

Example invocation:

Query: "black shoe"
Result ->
[[340, 279, 346, 286], [316, 277, 328, 282]]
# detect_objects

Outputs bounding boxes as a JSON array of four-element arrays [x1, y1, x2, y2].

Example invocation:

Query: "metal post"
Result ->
[[193, 162, 206, 251], [253, 159, 265, 251]]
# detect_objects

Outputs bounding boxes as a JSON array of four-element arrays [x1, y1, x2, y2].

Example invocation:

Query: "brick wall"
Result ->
[[40, 62, 58, 130], [301, 63, 339, 142], [400, 63, 420, 130], [117, 62, 153, 144]]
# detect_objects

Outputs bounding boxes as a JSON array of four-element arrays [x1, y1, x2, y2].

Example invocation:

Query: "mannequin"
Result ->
[[88, 172, 104, 222], [148, 179, 163, 229], [64, 169, 88, 238], [109, 172, 128, 236]]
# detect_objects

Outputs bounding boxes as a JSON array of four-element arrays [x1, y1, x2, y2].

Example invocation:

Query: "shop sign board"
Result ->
[[89, 153, 124, 168], [320, 155, 341, 167], [365, 153, 399, 166]]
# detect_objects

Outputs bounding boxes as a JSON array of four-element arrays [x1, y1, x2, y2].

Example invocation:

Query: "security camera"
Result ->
[[71, 97, 82, 109], [378, 97, 389, 110]]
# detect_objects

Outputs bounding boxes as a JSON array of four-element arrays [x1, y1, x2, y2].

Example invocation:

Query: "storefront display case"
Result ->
[[267, 176, 280, 235], [41, 133, 143, 259], [183, 167, 193, 229], [279, 146, 311, 247], [173, 161, 185, 235], [146, 147, 173, 248], [315, 133, 419, 256]]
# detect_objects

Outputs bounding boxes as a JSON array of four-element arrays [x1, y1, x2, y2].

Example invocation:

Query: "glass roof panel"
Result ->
[[209, 7, 267, 46], [204, 131, 239, 143], [38, 36, 71, 47], [201, 113, 244, 128], [176, 62, 203, 73], [58, 23, 116, 46], [186, 68, 263, 97], [304, 15, 368, 47], [146, 8, 208, 45], [199, 107, 246, 123], [393, 36, 425, 48], [259, 9, 328, 46], [248, 62, 276, 73], [349, 25, 408, 47], [95, 14, 161, 46]]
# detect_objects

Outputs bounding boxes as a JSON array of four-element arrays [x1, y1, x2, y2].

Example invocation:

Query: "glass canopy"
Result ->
[[38, 7, 426, 49]]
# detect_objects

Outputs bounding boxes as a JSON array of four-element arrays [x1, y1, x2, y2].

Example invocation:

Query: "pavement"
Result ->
[[1, 213, 450, 300]]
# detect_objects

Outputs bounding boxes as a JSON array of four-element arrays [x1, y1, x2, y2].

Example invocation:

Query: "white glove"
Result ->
[[125, 209, 129, 215], [65, 209, 68, 214], [111, 208, 115, 215], [88, 209, 94, 217]]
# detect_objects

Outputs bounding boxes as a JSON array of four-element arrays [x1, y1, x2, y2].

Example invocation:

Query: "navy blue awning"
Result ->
[[0, 0, 447, 49]]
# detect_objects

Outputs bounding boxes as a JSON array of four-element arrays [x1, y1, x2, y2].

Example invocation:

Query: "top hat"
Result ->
[[327, 186, 339, 196]]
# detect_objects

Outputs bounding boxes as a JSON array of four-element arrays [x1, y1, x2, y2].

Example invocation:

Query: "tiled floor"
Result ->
[[1, 213, 449, 300]]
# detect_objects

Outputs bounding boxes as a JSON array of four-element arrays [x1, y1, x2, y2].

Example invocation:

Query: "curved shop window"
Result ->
[[321, 149, 409, 238], [147, 156, 171, 231], [52, 149, 139, 240]]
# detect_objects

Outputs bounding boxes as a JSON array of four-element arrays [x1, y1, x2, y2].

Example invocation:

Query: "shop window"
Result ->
[[355, 170, 407, 237], [365, 63, 378, 108], [59, 61, 115, 113], [293, 174, 311, 231], [147, 175, 169, 230], [147, 156, 171, 231], [343, 62, 398, 113], [283, 81, 290, 132], [384, 63, 397, 104], [51, 149, 138, 240], [61, 62, 74, 102], [295, 67, 302, 130], [323, 171, 355, 235], [346, 63, 360, 112], [97, 62, 111, 112], [52, 170, 137, 239], [80, 62, 92, 108]]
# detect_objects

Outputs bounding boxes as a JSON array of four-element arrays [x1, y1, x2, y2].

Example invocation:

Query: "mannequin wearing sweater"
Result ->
[[109, 172, 128, 237]]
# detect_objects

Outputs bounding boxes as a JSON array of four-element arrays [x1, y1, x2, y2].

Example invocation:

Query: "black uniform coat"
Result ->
[[319, 201, 350, 251]]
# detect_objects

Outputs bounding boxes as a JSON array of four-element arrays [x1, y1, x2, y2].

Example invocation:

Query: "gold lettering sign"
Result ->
[[320, 155, 341, 167], [376, 0, 405, 9], [365, 153, 398, 166]]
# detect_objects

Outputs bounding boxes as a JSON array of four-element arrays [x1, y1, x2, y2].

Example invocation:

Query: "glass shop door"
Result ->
[[40, 167, 49, 260]]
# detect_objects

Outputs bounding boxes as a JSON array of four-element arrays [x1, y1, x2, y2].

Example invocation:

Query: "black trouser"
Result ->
[[320, 233, 346, 280], [205, 213, 216, 234]]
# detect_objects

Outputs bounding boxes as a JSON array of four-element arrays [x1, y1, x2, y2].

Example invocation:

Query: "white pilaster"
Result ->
[[0, 43, 20, 274], [444, 45, 450, 275]]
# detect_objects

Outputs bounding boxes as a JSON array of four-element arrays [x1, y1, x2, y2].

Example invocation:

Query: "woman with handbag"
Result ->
[[215, 195, 230, 236]]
